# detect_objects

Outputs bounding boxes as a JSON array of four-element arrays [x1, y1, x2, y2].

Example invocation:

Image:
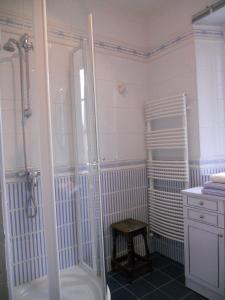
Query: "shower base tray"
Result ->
[[13, 266, 110, 300]]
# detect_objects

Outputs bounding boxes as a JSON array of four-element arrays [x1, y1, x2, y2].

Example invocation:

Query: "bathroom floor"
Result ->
[[107, 253, 208, 300]]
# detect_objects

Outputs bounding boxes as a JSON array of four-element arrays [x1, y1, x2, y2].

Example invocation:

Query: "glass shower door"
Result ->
[[0, 0, 106, 299], [46, 0, 106, 299]]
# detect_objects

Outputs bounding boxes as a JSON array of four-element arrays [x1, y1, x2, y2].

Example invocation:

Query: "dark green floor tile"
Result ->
[[126, 278, 155, 298], [111, 287, 137, 300], [142, 289, 172, 300], [159, 280, 191, 300], [112, 272, 130, 285], [107, 276, 122, 292], [176, 274, 185, 285], [144, 270, 172, 287], [152, 255, 173, 269], [161, 263, 184, 278], [182, 291, 209, 300]]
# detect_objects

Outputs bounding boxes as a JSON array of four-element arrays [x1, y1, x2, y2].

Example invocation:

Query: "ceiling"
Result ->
[[99, 0, 172, 18]]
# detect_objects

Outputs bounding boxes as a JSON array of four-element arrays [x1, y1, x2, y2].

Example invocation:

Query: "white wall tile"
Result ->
[[116, 107, 144, 134], [195, 35, 225, 160], [117, 133, 145, 161], [99, 133, 118, 162]]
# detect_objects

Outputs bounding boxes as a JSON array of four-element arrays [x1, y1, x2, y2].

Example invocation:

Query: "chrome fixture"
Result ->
[[3, 33, 33, 120], [3, 34, 37, 218], [3, 38, 18, 52], [18, 171, 40, 218], [20, 33, 33, 52]]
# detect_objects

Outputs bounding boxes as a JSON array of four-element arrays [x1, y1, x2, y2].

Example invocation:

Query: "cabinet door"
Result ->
[[184, 219, 224, 295]]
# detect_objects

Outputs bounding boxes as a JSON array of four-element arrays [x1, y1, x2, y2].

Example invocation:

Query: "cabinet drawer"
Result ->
[[187, 196, 218, 212], [186, 208, 222, 227]]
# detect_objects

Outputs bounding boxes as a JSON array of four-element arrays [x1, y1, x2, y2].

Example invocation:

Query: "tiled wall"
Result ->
[[6, 164, 148, 286], [195, 26, 225, 160], [95, 52, 147, 163], [146, 35, 199, 161], [101, 164, 149, 270], [0, 27, 148, 174], [190, 159, 225, 187]]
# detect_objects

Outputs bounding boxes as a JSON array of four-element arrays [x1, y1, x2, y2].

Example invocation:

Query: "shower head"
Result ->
[[3, 40, 15, 52]]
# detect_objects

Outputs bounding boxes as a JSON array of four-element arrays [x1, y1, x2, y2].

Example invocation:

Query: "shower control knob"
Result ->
[[218, 234, 223, 238], [24, 108, 32, 118]]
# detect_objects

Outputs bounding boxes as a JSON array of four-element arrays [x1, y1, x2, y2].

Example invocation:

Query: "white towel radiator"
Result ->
[[144, 94, 189, 242]]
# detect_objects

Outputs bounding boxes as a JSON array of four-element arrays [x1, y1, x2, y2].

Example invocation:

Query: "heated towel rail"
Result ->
[[144, 94, 189, 242]]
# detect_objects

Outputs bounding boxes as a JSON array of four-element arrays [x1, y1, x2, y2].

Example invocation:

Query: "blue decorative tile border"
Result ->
[[189, 159, 225, 187], [0, 15, 223, 59], [147, 28, 223, 57]]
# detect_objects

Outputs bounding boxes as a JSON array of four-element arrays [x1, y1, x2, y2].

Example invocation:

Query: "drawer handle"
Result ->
[[218, 234, 223, 238], [199, 201, 204, 206], [199, 215, 204, 219]]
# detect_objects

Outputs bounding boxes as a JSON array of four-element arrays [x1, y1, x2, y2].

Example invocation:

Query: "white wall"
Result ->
[[195, 26, 225, 160], [95, 51, 148, 163], [146, 38, 200, 160], [146, 0, 217, 48]]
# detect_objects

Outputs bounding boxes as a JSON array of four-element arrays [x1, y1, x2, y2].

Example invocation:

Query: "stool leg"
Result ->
[[111, 230, 117, 271], [127, 235, 135, 266], [142, 228, 150, 257]]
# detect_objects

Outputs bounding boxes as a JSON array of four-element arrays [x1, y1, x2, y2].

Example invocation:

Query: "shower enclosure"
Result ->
[[0, 0, 109, 299]]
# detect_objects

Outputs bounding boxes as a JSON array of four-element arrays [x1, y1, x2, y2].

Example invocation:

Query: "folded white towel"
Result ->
[[210, 172, 225, 184], [203, 181, 225, 190]]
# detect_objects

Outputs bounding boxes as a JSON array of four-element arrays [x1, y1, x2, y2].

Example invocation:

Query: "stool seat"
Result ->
[[111, 218, 147, 233], [111, 218, 152, 281]]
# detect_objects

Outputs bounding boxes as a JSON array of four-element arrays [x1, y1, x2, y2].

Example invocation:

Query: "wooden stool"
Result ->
[[111, 218, 152, 281]]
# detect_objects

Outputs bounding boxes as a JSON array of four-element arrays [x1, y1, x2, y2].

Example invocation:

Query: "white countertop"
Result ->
[[182, 186, 225, 201]]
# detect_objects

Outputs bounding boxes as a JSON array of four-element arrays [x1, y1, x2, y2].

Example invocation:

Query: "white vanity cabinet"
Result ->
[[182, 187, 225, 300]]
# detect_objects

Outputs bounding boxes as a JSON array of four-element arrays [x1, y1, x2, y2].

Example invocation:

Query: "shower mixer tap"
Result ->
[[18, 170, 40, 218], [20, 33, 33, 52], [18, 170, 40, 187]]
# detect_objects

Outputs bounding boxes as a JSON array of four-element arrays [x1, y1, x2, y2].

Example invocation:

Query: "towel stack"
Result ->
[[202, 172, 225, 197]]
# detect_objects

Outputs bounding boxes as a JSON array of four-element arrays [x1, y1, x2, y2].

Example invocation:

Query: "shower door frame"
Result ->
[[32, 1, 61, 299]]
